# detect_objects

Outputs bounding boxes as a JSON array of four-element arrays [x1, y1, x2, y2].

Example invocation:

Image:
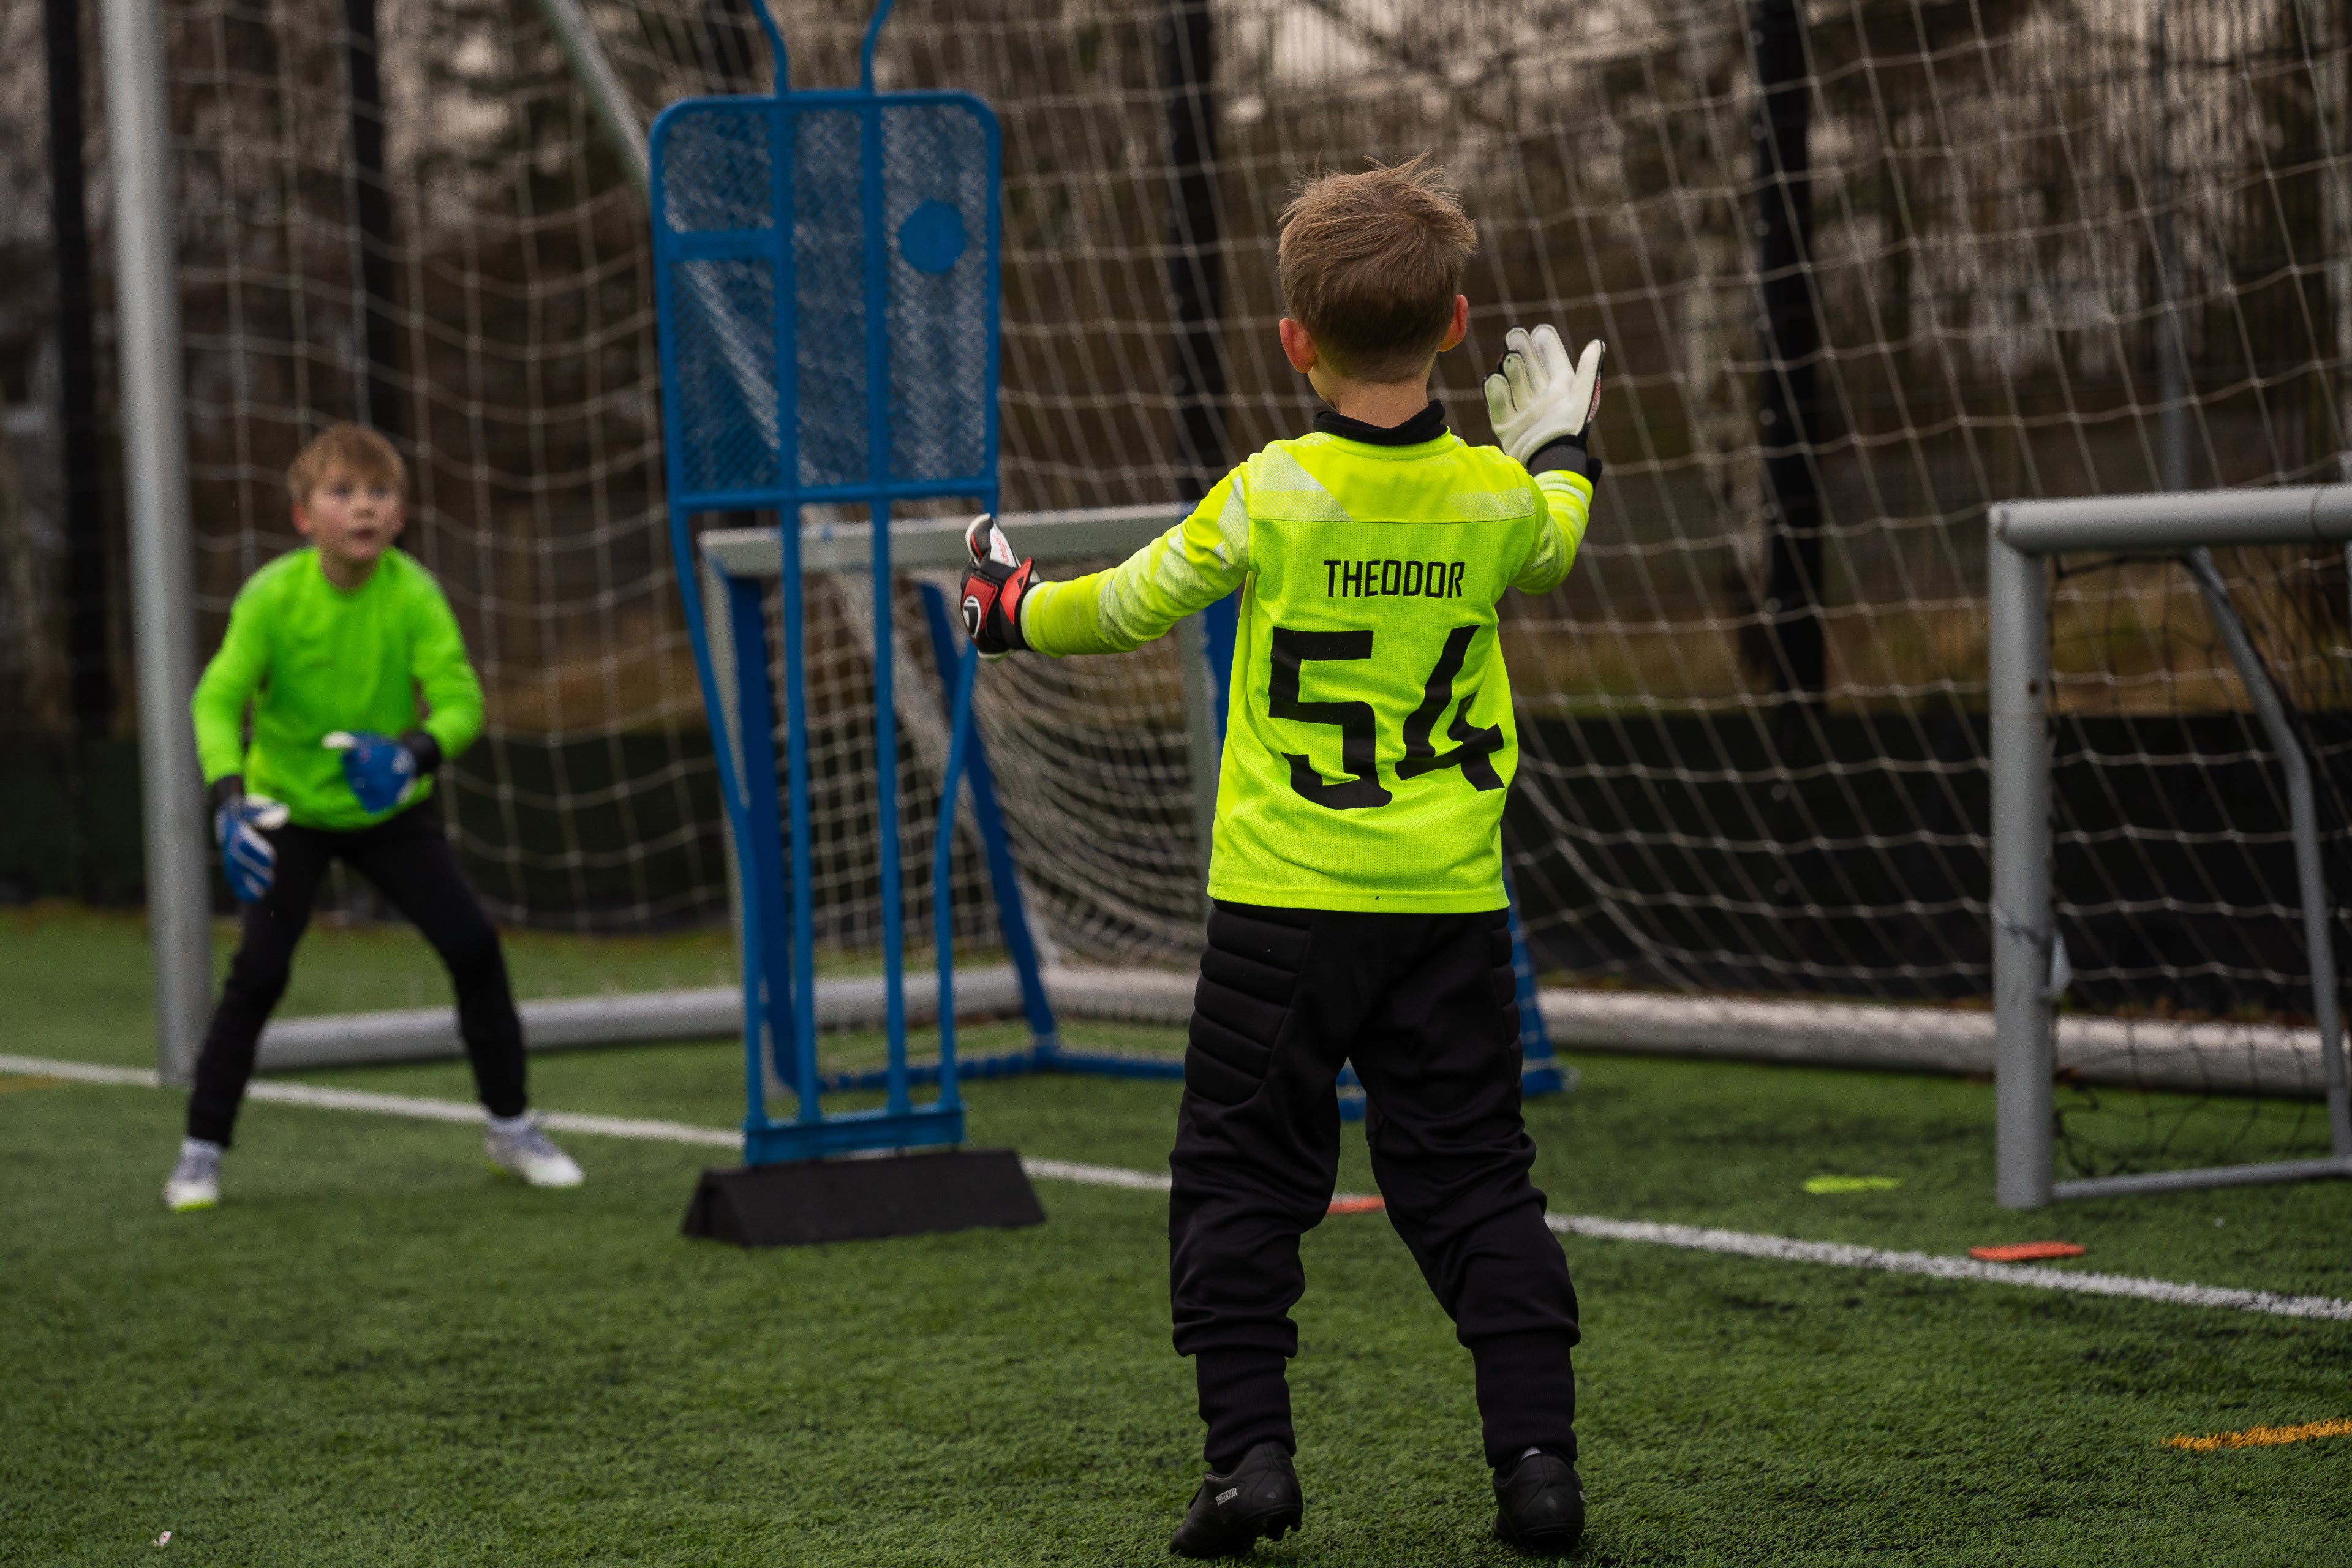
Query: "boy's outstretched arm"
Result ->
[[1487, 324, 1604, 595], [973, 473, 1251, 658], [1512, 469, 1595, 597], [191, 584, 271, 786]]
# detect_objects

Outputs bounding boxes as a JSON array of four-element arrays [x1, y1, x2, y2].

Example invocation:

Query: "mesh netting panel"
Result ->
[[749, 569, 997, 966], [673, 258, 778, 496], [2045, 545, 2351, 1172], [742, 547, 1202, 989], [789, 107, 870, 490], [881, 102, 991, 484], [959, 567, 1204, 967], [658, 104, 771, 235]]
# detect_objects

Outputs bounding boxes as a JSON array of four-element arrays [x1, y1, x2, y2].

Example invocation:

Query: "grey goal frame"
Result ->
[[1988, 485, 2352, 1208]]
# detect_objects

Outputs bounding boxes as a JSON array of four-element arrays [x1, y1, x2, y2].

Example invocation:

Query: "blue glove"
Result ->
[[323, 730, 420, 813], [213, 786, 289, 905]]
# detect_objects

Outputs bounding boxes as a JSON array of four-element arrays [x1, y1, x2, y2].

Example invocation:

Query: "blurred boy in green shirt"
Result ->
[[165, 424, 582, 1212]]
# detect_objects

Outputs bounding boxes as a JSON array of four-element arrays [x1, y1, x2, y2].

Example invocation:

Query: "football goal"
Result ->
[[1989, 486, 2352, 1207], [17, 0, 2348, 1192]]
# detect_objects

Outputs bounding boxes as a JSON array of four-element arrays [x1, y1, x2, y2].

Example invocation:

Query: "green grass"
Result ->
[[5, 908, 2351, 1564]]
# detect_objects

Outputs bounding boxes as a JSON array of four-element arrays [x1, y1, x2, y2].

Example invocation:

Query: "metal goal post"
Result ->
[[1988, 484, 2352, 1208]]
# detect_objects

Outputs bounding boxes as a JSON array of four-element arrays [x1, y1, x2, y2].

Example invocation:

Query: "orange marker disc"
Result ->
[[1328, 1195, 1387, 1215], [1968, 1240, 2087, 1262]]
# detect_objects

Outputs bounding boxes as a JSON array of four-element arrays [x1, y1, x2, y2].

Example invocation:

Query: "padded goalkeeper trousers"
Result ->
[[1170, 900, 1580, 1471], [187, 800, 528, 1145]]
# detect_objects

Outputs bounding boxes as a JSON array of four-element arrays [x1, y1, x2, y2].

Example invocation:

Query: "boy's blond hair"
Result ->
[[287, 423, 405, 506], [1278, 156, 1478, 383]]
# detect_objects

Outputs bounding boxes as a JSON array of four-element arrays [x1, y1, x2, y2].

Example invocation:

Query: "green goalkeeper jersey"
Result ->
[[191, 547, 485, 831], [1021, 424, 1592, 912]]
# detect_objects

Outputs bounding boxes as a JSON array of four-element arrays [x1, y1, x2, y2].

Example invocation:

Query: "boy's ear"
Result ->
[[1278, 317, 1319, 374], [1439, 295, 1468, 353], [290, 500, 315, 537]]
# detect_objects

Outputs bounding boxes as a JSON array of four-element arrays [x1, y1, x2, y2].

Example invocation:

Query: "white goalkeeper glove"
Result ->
[[1483, 325, 1605, 477]]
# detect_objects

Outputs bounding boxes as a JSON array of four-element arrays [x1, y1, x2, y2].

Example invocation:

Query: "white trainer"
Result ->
[[164, 1139, 222, 1212], [484, 1116, 584, 1188]]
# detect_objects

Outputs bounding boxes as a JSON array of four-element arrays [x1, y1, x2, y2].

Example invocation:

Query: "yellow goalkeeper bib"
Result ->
[[1211, 435, 1577, 911], [1020, 425, 1591, 913]]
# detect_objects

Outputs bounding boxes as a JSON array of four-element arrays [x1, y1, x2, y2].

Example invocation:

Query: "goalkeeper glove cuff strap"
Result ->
[[1529, 437, 1602, 483], [399, 730, 444, 776]]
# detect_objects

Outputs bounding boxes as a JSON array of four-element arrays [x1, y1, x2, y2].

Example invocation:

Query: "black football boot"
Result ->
[[1493, 1447, 1584, 1556], [1167, 1441, 1303, 1558]]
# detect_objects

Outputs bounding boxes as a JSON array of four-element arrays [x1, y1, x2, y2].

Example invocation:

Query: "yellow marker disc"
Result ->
[[1802, 1175, 1903, 1194]]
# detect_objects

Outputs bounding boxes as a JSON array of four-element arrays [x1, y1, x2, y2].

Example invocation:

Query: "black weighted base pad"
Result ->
[[680, 1148, 1045, 1246]]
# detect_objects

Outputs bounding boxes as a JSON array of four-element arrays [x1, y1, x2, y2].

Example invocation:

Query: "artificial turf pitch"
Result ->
[[4, 906, 2350, 1564]]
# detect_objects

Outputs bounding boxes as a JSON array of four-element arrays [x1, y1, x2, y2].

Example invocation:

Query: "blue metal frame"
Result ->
[[1506, 868, 1565, 1096], [652, 0, 1010, 1164]]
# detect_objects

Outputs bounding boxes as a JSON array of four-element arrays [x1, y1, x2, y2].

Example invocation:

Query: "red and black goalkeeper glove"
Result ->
[[960, 513, 1040, 656]]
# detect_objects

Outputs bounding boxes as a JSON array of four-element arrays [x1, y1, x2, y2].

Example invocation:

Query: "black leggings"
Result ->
[[1170, 901, 1580, 1471], [187, 800, 527, 1145]]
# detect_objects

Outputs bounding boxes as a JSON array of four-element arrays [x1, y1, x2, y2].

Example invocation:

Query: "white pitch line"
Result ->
[[249, 1080, 743, 1148], [0, 1054, 744, 1146], [1548, 1215, 2352, 1322], [8, 1052, 2348, 1322], [0, 1055, 160, 1088], [1021, 1156, 1172, 1192]]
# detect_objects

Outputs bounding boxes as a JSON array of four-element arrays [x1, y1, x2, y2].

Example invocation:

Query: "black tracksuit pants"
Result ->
[[1170, 900, 1580, 1471], [187, 800, 527, 1145]]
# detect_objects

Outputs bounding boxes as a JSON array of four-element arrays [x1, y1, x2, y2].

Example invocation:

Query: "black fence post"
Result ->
[[705, 0, 760, 89], [1752, 0, 1823, 702], [346, 0, 400, 438], [1161, 0, 1226, 502], [45, 0, 111, 736]]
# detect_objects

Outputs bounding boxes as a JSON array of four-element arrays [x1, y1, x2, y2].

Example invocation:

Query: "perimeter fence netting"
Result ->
[[2, 0, 2349, 1166]]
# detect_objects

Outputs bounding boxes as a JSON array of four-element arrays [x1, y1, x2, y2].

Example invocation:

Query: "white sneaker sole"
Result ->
[[484, 1156, 584, 1189], [165, 1183, 218, 1213]]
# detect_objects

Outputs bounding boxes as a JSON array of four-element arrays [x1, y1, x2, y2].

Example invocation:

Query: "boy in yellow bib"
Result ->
[[960, 159, 1598, 1557]]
